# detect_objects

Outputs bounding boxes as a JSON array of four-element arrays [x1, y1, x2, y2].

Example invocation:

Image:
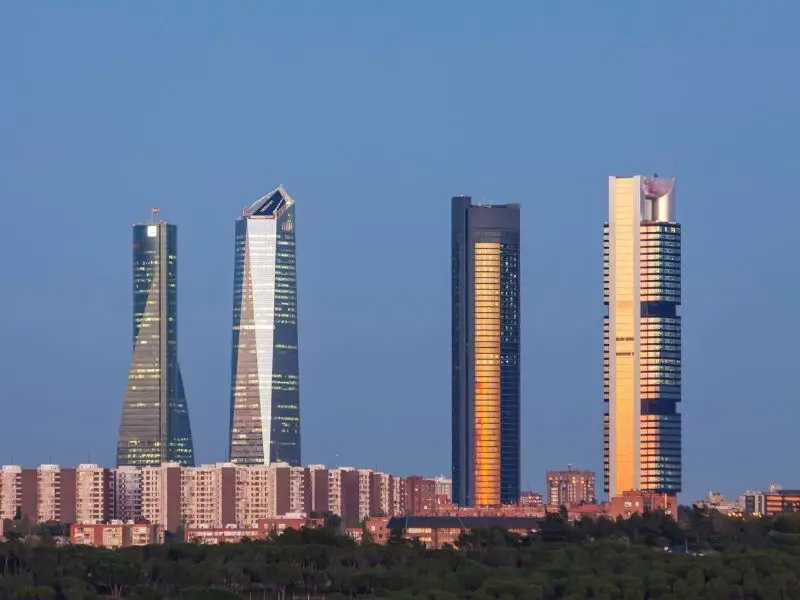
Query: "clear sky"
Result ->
[[1, 1, 798, 501]]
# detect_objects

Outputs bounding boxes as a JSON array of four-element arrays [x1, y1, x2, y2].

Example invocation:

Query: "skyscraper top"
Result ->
[[608, 175, 676, 224], [453, 195, 520, 209], [242, 185, 295, 218]]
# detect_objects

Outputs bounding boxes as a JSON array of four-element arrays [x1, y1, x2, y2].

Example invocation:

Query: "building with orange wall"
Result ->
[[452, 196, 520, 507], [604, 175, 681, 501]]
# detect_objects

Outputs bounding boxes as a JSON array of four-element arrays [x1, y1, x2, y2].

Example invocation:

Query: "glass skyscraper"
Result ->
[[604, 175, 681, 498], [452, 196, 520, 507], [117, 220, 195, 467], [228, 185, 300, 466]]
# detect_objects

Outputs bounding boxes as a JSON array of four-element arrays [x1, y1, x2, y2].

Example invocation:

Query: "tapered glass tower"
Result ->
[[604, 175, 681, 498], [117, 219, 194, 467], [452, 196, 520, 507], [228, 185, 300, 466]]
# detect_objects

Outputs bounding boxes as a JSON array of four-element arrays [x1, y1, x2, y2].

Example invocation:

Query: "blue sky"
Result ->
[[1, 2, 798, 501]]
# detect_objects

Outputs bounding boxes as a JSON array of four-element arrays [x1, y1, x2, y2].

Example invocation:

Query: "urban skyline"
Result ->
[[1, 176, 699, 507], [111, 180, 690, 505], [2, 1, 796, 507]]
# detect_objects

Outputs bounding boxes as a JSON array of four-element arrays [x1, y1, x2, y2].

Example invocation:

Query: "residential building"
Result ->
[[405, 476, 437, 515], [74, 464, 111, 523], [357, 469, 373, 524], [117, 218, 195, 467], [363, 517, 392, 544], [0, 465, 22, 520], [111, 466, 142, 522], [140, 462, 182, 532], [180, 463, 237, 529], [452, 196, 521, 506], [546, 466, 596, 507], [236, 465, 272, 526], [604, 176, 681, 499], [433, 476, 453, 502], [307, 464, 329, 514], [228, 186, 301, 467], [36, 465, 62, 523], [328, 467, 360, 528]]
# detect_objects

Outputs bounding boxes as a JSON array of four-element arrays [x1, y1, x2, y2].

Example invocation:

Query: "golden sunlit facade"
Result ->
[[473, 242, 501, 507], [452, 197, 520, 507], [604, 176, 681, 498]]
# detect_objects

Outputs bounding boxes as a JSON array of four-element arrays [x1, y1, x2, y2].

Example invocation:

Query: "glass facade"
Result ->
[[117, 222, 195, 467], [452, 197, 520, 507], [604, 176, 681, 497], [229, 185, 301, 466]]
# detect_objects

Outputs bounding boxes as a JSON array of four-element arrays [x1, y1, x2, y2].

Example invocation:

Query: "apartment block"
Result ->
[[285, 465, 309, 515], [357, 469, 373, 523], [36, 465, 61, 523], [328, 468, 360, 528], [404, 476, 437, 515], [546, 467, 597, 507], [75, 464, 112, 523], [0, 466, 22, 520], [111, 466, 142, 522], [141, 463, 182, 532], [180, 463, 236, 528], [236, 466, 272, 526], [307, 465, 329, 514]]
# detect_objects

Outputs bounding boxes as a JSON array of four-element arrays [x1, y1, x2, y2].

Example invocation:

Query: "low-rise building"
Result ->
[[70, 521, 162, 548], [608, 491, 677, 519], [693, 491, 742, 516], [185, 515, 324, 544], [519, 491, 543, 507], [386, 516, 541, 549]]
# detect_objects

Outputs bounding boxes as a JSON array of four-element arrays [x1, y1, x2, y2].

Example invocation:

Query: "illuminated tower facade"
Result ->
[[604, 176, 681, 498], [452, 196, 520, 507], [228, 185, 301, 466], [117, 218, 195, 467]]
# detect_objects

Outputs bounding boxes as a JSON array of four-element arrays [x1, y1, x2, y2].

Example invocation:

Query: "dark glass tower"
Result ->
[[117, 219, 194, 467], [452, 196, 520, 507], [228, 185, 301, 466]]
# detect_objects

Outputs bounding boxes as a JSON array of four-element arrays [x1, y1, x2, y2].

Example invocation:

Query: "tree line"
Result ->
[[3, 507, 800, 599]]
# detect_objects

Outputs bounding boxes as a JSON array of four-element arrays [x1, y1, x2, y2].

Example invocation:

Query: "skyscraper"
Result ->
[[228, 185, 300, 466], [117, 218, 194, 467], [604, 176, 681, 498], [451, 196, 520, 507]]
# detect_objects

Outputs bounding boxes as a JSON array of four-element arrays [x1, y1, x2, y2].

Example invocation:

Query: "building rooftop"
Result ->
[[243, 185, 294, 218]]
